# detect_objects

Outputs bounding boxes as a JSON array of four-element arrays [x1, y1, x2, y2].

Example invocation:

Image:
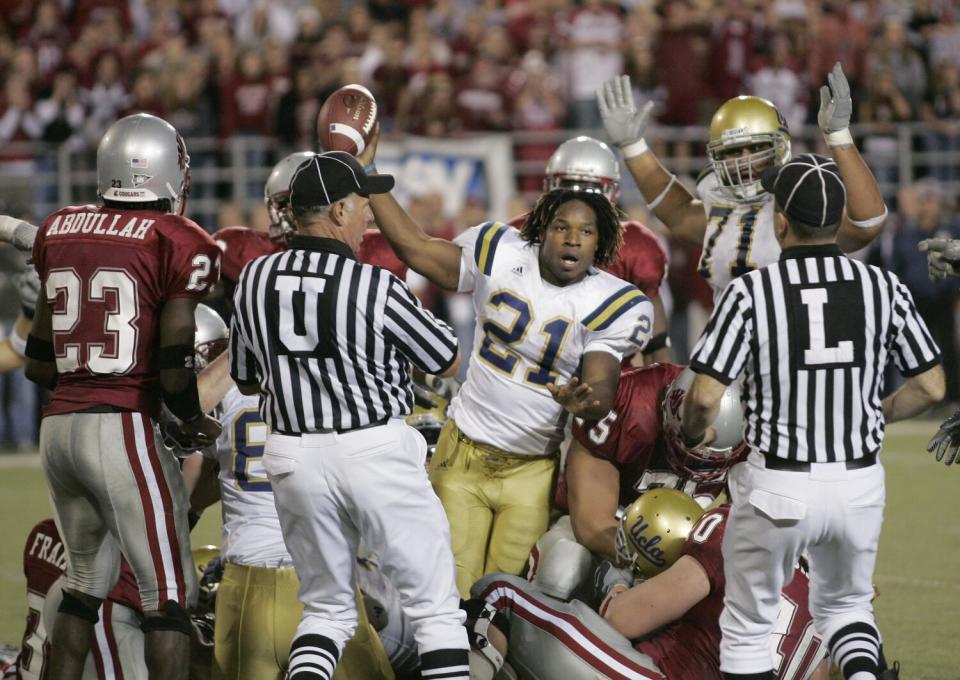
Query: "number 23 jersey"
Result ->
[[450, 222, 654, 456], [696, 171, 779, 297]]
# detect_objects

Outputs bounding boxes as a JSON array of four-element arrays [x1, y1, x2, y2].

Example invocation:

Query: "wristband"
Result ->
[[679, 427, 705, 449], [848, 206, 888, 230], [161, 375, 204, 423], [25, 334, 55, 361], [824, 128, 854, 147], [364, 162, 377, 174], [646, 174, 677, 211], [9, 329, 27, 358], [641, 331, 671, 356], [619, 138, 649, 160], [158, 344, 195, 370]]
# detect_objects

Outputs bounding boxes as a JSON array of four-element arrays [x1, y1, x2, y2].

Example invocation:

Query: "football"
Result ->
[[317, 84, 378, 156]]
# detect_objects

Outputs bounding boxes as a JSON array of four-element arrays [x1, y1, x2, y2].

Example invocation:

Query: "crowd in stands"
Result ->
[[0, 0, 959, 445]]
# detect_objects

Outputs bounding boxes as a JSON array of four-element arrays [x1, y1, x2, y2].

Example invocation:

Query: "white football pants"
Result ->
[[263, 418, 468, 658], [719, 452, 884, 675]]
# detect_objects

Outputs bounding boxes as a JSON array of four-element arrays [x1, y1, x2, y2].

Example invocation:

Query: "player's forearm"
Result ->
[[623, 154, 703, 245], [369, 192, 461, 290], [882, 365, 945, 422], [197, 352, 233, 414], [572, 519, 617, 562], [680, 374, 725, 441], [833, 144, 887, 252]]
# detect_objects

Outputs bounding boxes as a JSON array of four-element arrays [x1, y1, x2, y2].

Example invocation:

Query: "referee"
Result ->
[[228, 151, 470, 680], [679, 154, 945, 680]]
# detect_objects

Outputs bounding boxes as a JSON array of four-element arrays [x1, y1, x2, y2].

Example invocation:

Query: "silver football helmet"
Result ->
[[661, 367, 747, 481], [194, 304, 228, 370], [265, 151, 317, 245], [544, 136, 620, 202], [97, 113, 191, 214]]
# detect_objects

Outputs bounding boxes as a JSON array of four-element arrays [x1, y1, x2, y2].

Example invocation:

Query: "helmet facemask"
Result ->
[[708, 137, 785, 201], [267, 192, 295, 246]]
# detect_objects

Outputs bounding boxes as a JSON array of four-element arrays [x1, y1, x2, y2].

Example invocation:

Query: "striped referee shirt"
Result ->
[[690, 244, 941, 464], [229, 235, 459, 435]]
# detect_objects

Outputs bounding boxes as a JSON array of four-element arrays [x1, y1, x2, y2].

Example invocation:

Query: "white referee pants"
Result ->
[[262, 418, 467, 659], [719, 452, 884, 675]]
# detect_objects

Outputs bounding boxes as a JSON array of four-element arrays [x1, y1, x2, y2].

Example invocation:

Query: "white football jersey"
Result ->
[[697, 170, 780, 296], [204, 387, 292, 567], [450, 222, 653, 456]]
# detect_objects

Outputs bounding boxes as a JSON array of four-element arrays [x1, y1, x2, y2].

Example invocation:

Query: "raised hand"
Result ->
[[818, 62, 853, 144], [596, 75, 654, 151]]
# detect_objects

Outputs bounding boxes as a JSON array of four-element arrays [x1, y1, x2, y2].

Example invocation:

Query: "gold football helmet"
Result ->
[[707, 96, 791, 201], [621, 488, 704, 579]]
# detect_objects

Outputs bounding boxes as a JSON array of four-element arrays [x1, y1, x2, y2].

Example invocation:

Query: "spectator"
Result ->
[[888, 178, 960, 401], [81, 50, 129, 145], [858, 68, 913, 187], [220, 48, 272, 138], [921, 59, 960, 182], [26, 0, 69, 85], [456, 53, 510, 131], [275, 66, 319, 151], [370, 36, 408, 128], [867, 17, 928, 112], [120, 69, 165, 118], [562, 0, 624, 129], [708, 0, 761, 102], [509, 50, 566, 192], [34, 67, 85, 149], [0, 75, 42, 167], [747, 32, 807, 132], [653, 0, 709, 127]]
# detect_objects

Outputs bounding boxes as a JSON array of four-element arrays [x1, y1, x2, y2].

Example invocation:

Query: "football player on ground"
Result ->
[[528, 364, 744, 602], [24, 113, 222, 680], [472, 490, 829, 680], [510, 136, 671, 364], [357, 126, 655, 597], [597, 63, 887, 297]]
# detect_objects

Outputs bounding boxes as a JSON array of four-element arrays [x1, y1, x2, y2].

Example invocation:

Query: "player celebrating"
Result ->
[[358, 127, 654, 596], [24, 113, 222, 680], [511, 136, 671, 364], [596, 63, 887, 296], [473, 490, 828, 680]]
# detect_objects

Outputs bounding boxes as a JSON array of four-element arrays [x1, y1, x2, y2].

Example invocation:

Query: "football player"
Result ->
[[357, 126, 655, 597], [918, 236, 960, 280], [473, 490, 829, 680], [510, 136, 671, 364], [25, 113, 222, 680], [597, 63, 888, 297], [186, 174, 396, 680], [528, 364, 744, 602]]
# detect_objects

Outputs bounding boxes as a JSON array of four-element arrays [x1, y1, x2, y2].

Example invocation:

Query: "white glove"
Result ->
[[919, 237, 960, 280], [0, 215, 38, 252], [596, 75, 654, 158], [13, 268, 40, 319], [818, 62, 854, 146]]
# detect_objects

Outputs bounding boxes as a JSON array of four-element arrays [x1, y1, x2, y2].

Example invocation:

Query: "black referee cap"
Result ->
[[289, 151, 394, 210], [761, 153, 847, 229]]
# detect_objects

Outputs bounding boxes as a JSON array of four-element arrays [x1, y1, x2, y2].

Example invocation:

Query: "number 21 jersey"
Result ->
[[32, 205, 221, 417], [451, 222, 654, 456]]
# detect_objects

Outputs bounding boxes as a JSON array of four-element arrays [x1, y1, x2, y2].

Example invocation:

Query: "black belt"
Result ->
[[763, 451, 877, 472], [75, 405, 135, 414], [283, 417, 390, 437]]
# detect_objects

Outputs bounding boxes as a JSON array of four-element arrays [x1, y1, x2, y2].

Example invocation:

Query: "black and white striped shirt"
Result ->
[[229, 235, 459, 435], [690, 244, 941, 464]]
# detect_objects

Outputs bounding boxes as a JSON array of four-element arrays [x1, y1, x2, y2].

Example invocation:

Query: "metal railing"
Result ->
[[0, 122, 956, 232]]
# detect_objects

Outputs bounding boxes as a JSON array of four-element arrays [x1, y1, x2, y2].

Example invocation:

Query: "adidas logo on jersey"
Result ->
[[512, 265, 524, 277]]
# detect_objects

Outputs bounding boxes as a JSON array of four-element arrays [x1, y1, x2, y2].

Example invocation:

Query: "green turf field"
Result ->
[[1, 422, 958, 678]]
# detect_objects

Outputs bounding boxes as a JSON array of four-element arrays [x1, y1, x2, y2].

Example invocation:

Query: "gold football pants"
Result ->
[[213, 562, 394, 680], [429, 420, 558, 597]]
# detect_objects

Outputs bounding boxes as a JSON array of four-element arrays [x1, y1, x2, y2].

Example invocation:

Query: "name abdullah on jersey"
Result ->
[[451, 222, 654, 455]]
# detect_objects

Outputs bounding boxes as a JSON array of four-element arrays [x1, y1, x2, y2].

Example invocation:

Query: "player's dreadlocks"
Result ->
[[520, 189, 624, 267]]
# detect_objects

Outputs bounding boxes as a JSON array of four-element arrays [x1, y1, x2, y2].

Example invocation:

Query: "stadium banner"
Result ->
[[376, 135, 515, 220]]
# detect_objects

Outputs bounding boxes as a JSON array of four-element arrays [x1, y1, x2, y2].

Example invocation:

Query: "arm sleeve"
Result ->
[[383, 276, 460, 374], [689, 278, 753, 385], [583, 287, 655, 359], [887, 273, 941, 376], [228, 307, 257, 385], [160, 219, 223, 300]]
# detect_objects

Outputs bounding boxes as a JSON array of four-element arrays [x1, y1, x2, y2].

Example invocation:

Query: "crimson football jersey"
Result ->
[[17, 519, 142, 680], [32, 205, 221, 417], [636, 507, 824, 680], [357, 229, 408, 281], [506, 215, 666, 298], [571, 364, 727, 509], [213, 225, 281, 283]]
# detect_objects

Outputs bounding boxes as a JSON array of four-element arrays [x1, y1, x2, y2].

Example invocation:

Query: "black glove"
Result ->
[[928, 409, 960, 466]]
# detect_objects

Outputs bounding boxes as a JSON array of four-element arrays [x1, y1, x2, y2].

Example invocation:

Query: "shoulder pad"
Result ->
[[696, 165, 715, 185], [473, 221, 511, 276], [582, 283, 648, 331]]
